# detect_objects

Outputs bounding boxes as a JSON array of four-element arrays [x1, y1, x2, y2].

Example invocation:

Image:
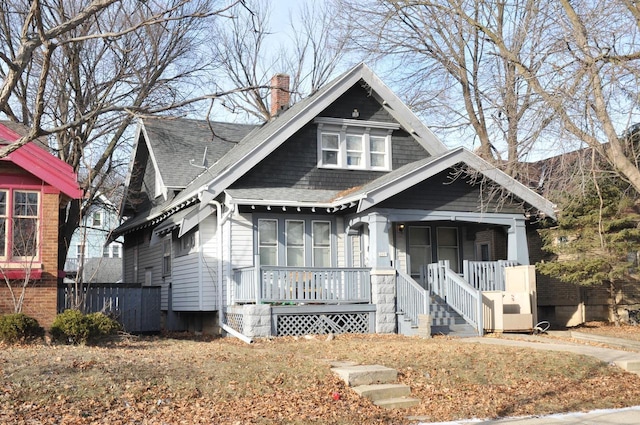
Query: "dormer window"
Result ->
[[315, 117, 399, 171]]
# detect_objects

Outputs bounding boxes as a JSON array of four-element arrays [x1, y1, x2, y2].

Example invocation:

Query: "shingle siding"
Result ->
[[377, 169, 525, 214], [232, 85, 430, 192]]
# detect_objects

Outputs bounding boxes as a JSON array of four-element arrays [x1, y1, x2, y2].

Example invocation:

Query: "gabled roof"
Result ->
[[348, 147, 557, 218], [114, 63, 556, 237], [0, 122, 82, 199], [224, 148, 557, 219], [140, 118, 258, 189], [163, 63, 449, 213]]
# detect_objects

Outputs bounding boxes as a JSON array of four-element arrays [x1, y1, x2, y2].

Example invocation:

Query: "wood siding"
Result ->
[[123, 229, 168, 309], [231, 212, 254, 268], [172, 215, 218, 311], [231, 84, 430, 192], [377, 168, 525, 214]]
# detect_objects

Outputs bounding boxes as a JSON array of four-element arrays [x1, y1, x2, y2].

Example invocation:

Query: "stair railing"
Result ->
[[396, 269, 429, 327], [426, 260, 483, 336]]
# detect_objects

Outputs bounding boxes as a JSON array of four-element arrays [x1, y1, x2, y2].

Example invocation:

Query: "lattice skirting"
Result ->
[[224, 312, 244, 334], [275, 312, 371, 336]]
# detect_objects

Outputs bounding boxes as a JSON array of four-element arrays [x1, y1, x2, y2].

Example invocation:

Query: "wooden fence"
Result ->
[[57, 283, 161, 333]]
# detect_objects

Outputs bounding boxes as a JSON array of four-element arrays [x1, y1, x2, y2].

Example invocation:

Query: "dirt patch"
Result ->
[[2, 333, 640, 424]]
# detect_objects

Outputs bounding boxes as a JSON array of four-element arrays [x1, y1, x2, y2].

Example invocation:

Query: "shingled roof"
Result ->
[[141, 118, 258, 189]]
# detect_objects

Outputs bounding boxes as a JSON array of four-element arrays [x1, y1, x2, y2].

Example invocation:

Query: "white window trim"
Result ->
[[315, 117, 397, 171], [258, 219, 278, 266]]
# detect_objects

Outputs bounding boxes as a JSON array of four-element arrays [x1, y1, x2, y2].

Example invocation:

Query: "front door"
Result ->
[[408, 226, 432, 281]]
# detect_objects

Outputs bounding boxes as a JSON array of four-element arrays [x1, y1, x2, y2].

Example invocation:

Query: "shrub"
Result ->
[[51, 310, 121, 344], [0, 313, 44, 343]]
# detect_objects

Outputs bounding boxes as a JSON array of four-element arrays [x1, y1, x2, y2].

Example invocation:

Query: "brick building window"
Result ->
[[0, 189, 40, 261]]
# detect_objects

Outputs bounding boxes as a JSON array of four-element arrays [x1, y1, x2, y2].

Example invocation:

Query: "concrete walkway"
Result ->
[[418, 332, 640, 425], [461, 333, 640, 372]]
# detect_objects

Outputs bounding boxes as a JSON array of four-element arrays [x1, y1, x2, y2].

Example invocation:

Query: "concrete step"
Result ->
[[615, 360, 640, 374], [352, 383, 411, 401], [432, 323, 479, 337], [374, 397, 421, 409], [331, 364, 397, 386]]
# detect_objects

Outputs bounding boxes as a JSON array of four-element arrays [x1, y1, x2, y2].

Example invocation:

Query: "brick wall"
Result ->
[[0, 191, 59, 328]]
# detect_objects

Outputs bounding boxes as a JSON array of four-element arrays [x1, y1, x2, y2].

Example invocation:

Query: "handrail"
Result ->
[[396, 269, 429, 327], [426, 260, 483, 336]]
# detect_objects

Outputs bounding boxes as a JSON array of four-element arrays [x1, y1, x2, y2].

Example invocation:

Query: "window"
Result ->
[[321, 133, 340, 166], [312, 221, 331, 267], [103, 245, 110, 257], [258, 219, 278, 265], [315, 117, 398, 171], [162, 239, 171, 276], [12, 191, 39, 258], [112, 244, 121, 258], [92, 211, 102, 227], [178, 228, 197, 256], [286, 220, 305, 266], [76, 244, 85, 259], [0, 189, 40, 261], [257, 217, 333, 267]]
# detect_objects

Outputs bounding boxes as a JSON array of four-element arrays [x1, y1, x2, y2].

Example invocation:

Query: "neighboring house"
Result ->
[[113, 64, 556, 338], [0, 122, 82, 327], [64, 194, 123, 283]]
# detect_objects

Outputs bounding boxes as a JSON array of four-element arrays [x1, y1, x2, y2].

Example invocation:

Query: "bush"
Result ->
[[0, 313, 44, 343], [51, 310, 121, 344]]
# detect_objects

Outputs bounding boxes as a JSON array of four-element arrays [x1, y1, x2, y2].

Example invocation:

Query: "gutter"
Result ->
[[208, 198, 253, 344]]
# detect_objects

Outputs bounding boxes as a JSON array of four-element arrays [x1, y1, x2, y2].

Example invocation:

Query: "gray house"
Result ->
[[113, 63, 555, 339]]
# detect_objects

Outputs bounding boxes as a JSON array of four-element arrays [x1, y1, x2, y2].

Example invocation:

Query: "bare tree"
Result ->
[[209, 0, 349, 122], [0, 0, 255, 268], [335, 0, 557, 177], [450, 0, 640, 192]]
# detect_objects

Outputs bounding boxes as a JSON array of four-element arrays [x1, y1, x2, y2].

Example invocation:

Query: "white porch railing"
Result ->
[[427, 260, 483, 336], [233, 260, 371, 304], [463, 260, 518, 291], [396, 269, 429, 327]]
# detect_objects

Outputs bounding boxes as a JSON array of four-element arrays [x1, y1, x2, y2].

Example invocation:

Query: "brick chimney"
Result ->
[[270, 74, 290, 117]]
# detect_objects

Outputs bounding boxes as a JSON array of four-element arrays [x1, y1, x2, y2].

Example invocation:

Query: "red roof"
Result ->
[[0, 123, 82, 199]]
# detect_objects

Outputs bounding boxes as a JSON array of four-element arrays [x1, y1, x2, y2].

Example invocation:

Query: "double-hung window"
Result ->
[[312, 221, 331, 267], [315, 117, 398, 171], [258, 219, 278, 266], [257, 218, 333, 267], [285, 220, 305, 266], [0, 189, 40, 261]]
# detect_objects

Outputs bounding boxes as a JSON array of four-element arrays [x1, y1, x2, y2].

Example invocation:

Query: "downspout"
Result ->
[[208, 199, 252, 344]]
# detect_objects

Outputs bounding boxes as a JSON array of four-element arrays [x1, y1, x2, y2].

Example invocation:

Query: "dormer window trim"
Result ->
[[314, 117, 399, 171]]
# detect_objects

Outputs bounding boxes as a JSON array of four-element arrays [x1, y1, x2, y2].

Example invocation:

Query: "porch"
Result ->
[[227, 259, 525, 338]]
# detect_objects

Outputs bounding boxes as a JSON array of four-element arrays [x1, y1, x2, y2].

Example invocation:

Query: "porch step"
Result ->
[[432, 323, 479, 337], [429, 298, 478, 337], [331, 364, 397, 386], [353, 383, 411, 401], [374, 397, 421, 409], [332, 365, 420, 410]]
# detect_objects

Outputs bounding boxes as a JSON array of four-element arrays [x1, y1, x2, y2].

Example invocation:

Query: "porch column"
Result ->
[[367, 213, 396, 333], [367, 213, 392, 269], [507, 218, 529, 265]]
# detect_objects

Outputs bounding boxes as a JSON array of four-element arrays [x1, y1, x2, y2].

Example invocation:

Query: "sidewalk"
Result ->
[[418, 332, 640, 425], [418, 405, 640, 424]]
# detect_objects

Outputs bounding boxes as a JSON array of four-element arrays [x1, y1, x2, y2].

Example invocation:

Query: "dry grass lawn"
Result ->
[[2, 330, 640, 424]]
